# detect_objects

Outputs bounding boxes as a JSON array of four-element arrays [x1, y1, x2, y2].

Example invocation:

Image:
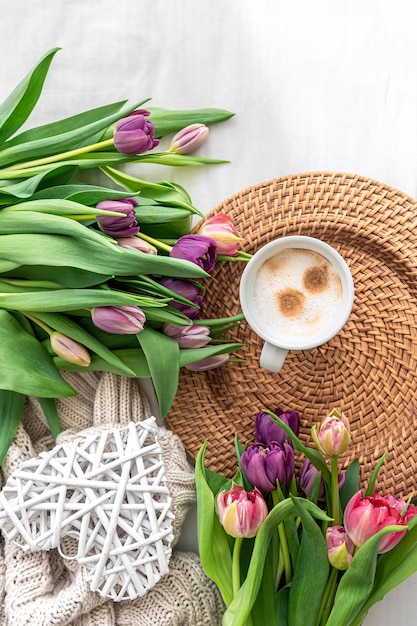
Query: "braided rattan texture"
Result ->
[[166, 172, 417, 497]]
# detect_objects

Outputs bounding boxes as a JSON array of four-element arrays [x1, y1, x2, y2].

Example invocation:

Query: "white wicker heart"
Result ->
[[0, 418, 174, 601]]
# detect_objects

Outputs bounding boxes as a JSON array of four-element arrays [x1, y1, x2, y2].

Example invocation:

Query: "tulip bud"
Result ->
[[95, 198, 139, 237], [117, 237, 157, 254], [217, 483, 268, 539], [170, 235, 217, 274], [114, 109, 159, 155], [313, 408, 351, 457], [326, 525, 355, 570], [255, 407, 300, 446], [162, 322, 211, 348], [159, 277, 203, 319], [240, 441, 295, 491], [186, 354, 229, 371], [169, 123, 209, 155], [344, 491, 417, 554], [50, 332, 91, 367], [92, 306, 146, 334], [198, 214, 241, 257]]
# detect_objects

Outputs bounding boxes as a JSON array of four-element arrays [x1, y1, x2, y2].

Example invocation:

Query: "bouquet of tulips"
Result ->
[[0, 48, 247, 463], [196, 407, 417, 625]]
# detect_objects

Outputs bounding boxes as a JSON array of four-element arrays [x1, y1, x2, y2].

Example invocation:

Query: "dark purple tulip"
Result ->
[[299, 459, 345, 499], [96, 198, 139, 237], [170, 235, 217, 274], [159, 277, 203, 319], [240, 442, 295, 491], [255, 407, 300, 446], [114, 109, 160, 155]]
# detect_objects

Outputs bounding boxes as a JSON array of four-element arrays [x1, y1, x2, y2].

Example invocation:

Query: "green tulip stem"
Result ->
[[2, 138, 115, 172], [272, 489, 292, 584], [136, 232, 172, 252], [21, 312, 53, 336], [317, 566, 339, 626], [217, 252, 252, 262], [331, 455, 341, 525], [232, 536, 243, 597]]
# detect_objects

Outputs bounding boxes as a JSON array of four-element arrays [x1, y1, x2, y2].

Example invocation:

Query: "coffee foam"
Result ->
[[253, 248, 343, 338]]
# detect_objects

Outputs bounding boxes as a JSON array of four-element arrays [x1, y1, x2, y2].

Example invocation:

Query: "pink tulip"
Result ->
[[313, 408, 351, 457], [186, 353, 229, 371], [344, 491, 417, 554], [162, 322, 211, 348], [169, 123, 209, 155], [217, 483, 268, 539], [50, 332, 91, 367], [198, 214, 241, 257], [326, 525, 355, 570], [117, 237, 157, 254], [92, 305, 146, 334]]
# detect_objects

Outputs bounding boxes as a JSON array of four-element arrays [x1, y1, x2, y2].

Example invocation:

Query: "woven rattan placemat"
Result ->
[[166, 172, 417, 496]]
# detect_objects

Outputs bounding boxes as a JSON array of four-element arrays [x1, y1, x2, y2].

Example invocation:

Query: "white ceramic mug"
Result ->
[[239, 236, 354, 373]]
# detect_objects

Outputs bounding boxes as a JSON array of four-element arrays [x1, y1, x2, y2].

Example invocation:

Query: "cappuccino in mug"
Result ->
[[253, 248, 343, 339]]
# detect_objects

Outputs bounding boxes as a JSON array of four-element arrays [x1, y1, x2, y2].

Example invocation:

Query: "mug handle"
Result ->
[[260, 342, 288, 373]]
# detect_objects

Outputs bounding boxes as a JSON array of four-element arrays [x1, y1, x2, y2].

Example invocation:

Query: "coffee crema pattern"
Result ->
[[253, 248, 343, 338]]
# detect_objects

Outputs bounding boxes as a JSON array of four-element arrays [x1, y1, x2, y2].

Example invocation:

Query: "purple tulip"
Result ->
[[162, 322, 211, 348], [186, 354, 229, 371], [240, 442, 295, 491], [114, 109, 160, 155], [170, 235, 217, 274], [96, 198, 139, 237], [299, 459, 345, 499], [159, 277, 203, 319], [92, 305, 146, 334], [255, 407, 300, 446]]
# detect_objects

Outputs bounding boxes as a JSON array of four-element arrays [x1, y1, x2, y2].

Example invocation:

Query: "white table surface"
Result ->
[[1, 1, 417, 623]]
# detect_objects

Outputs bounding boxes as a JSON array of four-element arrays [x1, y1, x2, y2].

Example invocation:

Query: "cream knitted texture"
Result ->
[[0, 373, 224, 626]]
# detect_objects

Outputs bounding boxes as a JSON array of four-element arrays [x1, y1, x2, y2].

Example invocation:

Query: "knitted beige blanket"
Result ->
[[0, 372, 224, 626]]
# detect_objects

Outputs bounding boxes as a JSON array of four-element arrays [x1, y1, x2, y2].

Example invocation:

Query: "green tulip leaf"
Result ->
[[0, 389, 26, 464], [0, 100, 139, 167], [147, 106, 235, 137], [34, 311, 135, 377], [288, 497, 330, 626], [178, 343, 244, 367], [37, 396, 61, 440], [0, 233, 207, 278], [326, 524, 408, 626], [0, 166, 76, 201], [340, 457, 360, 510], [136, 326, 179, 418], [54, 348, 151, 378], [195, 442, 234, 607], [2, 266, 111, 288], [0, 309, 75, 398], [30, 183, 133, 205], [223, 498, 331, 626], [353, 523, 417, 623], [0, 48, 59, 144]]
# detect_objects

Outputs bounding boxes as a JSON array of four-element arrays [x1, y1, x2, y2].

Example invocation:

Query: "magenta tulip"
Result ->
[[114, 109, 159, 155], [344, 491, 417, 553], [170, 235, 217, 273], [217, 483, 268, 539]]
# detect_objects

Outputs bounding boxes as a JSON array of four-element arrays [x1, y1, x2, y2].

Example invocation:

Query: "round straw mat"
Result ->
[[166, 171, 417, 497]]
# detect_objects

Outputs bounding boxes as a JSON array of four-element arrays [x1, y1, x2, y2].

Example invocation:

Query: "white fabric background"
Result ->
[[1, 1, 416, 623]]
